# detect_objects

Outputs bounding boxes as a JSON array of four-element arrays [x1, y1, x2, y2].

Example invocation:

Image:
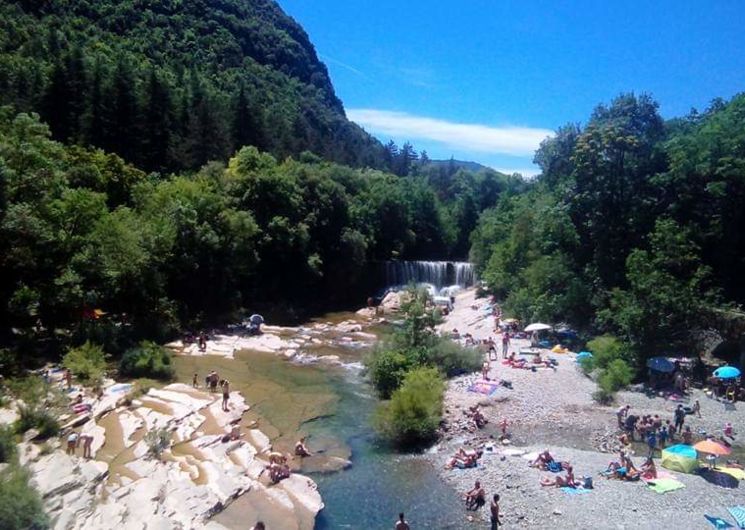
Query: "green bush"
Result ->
[[62, 341, 107, 385], [14, 406, 59, 440], [599, 359, 634, 393], [592, 388, 615, 405], [0, 426, 16, 464], [424, 339, 482, 377], [586, 335, 631, 370], [578, 355, 595, 375], [0, 466, 50, 530], [119, 341, 174, 380], [365, 349, 413, 399], [373, 367, 444, 449]]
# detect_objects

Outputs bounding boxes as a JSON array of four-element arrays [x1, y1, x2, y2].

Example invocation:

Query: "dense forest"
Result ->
[[471, 93, 745, 371], [0, 106, 515, 365], [0, 0, 387, 171]]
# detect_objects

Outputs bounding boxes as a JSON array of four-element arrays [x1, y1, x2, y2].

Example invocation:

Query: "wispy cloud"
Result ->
[[319, 54, 367, 78], [347, 109, 553, 156], [492, 167, 542, 178]]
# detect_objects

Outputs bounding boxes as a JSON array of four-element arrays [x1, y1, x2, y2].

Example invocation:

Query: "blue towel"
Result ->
[[727, 507, 745, 529], [547, 461, 563, 473], [561, 487, 590, 495], [705, 515, 734, 529]]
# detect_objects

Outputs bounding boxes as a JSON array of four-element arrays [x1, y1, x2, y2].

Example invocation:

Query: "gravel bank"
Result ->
[[434, 289, 745, 529]]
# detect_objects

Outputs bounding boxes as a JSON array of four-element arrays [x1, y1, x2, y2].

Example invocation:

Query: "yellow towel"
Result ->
[[718, 467, 745, 480]]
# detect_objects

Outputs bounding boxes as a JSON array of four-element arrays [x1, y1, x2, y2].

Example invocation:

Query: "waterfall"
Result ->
[[383, 261, 476, 289]]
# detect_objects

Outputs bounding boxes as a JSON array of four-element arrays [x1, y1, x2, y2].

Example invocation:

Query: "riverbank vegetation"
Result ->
[[367, 288, 480, 447], [471, 93, 745, 378]]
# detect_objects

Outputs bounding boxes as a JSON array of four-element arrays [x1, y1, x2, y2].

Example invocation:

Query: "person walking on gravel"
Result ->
[[674, 404, 686, 433]]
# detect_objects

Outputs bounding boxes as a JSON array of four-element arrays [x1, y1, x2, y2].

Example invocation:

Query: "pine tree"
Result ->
[[84, 57, 107, 148], [107, 56, 140, 163], [142, 68, 174, 172], [232, 83, 264, 151]]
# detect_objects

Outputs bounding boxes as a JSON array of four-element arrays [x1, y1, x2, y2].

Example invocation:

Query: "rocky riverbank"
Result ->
[[433, 288, 745, 529]]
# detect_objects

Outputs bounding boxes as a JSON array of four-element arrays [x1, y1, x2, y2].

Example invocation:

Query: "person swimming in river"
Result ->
[[295, 437, 312, 457], [394, 512, 410, 530]]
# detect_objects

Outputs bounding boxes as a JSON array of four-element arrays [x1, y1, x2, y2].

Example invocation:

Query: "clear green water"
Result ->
[[309, 372, 469, 530], [175, 341, 469, 529]]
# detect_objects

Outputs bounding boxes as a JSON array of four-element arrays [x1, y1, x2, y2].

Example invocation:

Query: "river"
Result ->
[[173, 313, 469, 530]]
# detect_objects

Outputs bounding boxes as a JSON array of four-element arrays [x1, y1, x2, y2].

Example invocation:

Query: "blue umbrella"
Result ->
[[576, 351, 592, 364], [647, 356, 675, 373], [714, 366, 741, 379]]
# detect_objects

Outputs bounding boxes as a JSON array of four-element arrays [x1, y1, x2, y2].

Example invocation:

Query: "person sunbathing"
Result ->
[[464, 480, 486, 510], [531, 450, 555, 470], [540, 465, 576, 488], [641, 457, 657, 479], [446, 449, 478, 469]]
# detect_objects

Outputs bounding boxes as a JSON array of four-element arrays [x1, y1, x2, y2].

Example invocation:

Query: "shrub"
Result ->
[[592, 388, 615, 405], [14, 406, 59, 440], [144, 427, 171, 459], [119, 341, 174, 380], [0, 426, 16, 464], [0, 466, 50, 530], [365, 349, 413, 399], [424, 339, 482, 377], [62, 341, 107, 385], [599, 359, 634, 393], [586, 335, 631, 370], [578, 355, 595, 375], [373, 367, 444, 449]]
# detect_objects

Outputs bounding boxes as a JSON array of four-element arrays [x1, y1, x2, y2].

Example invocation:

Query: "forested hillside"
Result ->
[[0, 0, 386, 171], [471, 93, 745, 370], [0, 107, 513, 365]]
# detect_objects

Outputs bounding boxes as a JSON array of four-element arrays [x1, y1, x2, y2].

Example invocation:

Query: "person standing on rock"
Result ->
[[395, 512, 410, 530], [66, 431, 78, 455], [198, 331, 207, 352], [221, 379, 230, 411], [490, 494, 502, 529], [78, 434, 94, 459]]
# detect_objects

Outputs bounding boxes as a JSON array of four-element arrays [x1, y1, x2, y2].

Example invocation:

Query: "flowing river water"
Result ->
[[172, 312, 469, 530]]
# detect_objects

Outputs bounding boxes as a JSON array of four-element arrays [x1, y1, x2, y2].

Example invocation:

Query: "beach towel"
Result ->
[[468, 380, 500, 396], [719, 468, 745, 481], [561, 487, 590, 495], [647, 478, 685, 494], [727, 506, 745, 529], [705, 515, 734, 529]]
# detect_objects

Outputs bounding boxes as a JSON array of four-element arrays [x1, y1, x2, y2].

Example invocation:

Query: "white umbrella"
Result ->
[[524, 323, 552, 332]]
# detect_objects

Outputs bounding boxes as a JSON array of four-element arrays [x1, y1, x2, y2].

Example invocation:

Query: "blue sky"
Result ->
[[280, 0, 745, 175]]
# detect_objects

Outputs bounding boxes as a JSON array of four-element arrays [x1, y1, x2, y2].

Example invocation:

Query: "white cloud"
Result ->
[[492, 167, 542, 178], [347, 109, 553, 156]]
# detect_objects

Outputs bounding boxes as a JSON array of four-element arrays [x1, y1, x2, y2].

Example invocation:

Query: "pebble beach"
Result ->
[[433, 289, 745, 529]]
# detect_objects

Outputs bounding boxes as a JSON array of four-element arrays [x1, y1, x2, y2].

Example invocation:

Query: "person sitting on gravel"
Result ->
[[468, 406, 487, 429], [464, 480, 486, 510], [531, 450, 555, 470], [267, 461, 291, 483], [540, 465, 576, 488], [641, 456, 657, 479]]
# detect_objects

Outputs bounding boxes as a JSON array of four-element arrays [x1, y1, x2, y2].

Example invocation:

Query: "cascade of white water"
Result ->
[[383, 261, 476, 289]]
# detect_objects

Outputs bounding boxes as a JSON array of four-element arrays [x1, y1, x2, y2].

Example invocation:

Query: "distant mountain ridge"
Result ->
[[0, 0, 386, 171], [428, 159, 494, 173]]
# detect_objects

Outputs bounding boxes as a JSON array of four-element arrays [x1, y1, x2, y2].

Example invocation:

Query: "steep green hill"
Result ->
[[0, 0, 386, 172]]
